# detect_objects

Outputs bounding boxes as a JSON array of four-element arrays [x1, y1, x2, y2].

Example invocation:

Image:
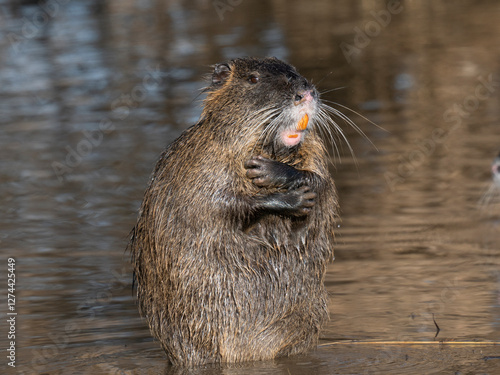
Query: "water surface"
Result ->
[[1, 0, 500, 374]]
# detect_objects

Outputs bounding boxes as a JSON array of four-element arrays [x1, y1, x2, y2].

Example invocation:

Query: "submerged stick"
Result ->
[[432, 313, 440, 338]]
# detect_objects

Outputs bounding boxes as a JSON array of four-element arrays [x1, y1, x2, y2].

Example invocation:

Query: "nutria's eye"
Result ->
[[248, 75, 260, 84]]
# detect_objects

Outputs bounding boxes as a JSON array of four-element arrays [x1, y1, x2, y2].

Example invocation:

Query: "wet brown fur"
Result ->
[[129, 57, 338, 366]]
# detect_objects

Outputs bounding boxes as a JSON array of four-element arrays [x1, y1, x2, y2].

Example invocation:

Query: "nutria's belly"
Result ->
[[153, 228, 329, 365], [163, 263, 328, 364]]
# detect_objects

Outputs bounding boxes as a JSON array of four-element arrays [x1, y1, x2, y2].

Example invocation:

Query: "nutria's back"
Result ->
[[130, 57, 338, 366]]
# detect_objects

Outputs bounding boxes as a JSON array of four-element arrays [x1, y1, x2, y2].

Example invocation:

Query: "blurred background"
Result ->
[[1, 0, 499, 374]]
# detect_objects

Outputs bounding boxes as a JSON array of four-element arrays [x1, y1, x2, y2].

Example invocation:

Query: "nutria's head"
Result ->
[[202, 57, 320, 157]]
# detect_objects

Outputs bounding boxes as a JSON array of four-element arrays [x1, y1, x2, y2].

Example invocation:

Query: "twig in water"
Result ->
[[433, 313, 440, 339]]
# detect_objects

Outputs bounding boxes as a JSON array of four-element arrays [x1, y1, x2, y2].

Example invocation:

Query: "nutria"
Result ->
[[129, 57, 339, 366]]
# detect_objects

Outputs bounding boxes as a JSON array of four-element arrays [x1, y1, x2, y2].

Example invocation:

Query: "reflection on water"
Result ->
[[1, 0, 500, 374]]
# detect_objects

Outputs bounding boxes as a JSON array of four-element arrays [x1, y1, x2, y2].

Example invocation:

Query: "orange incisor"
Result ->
[[297, 114, 309, 131]]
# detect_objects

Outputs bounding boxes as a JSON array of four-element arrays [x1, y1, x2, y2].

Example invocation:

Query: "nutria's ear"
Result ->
[[212, 63, 231, 85]]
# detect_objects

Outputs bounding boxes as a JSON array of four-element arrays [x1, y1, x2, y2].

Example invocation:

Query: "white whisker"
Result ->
[[321, 99, 385, 132], [244, 106, 283, 156], [314, 110, 341, 161], [317, 105, 359, 165], [319, 87, 347, 95], [320, 102, 378, 152]]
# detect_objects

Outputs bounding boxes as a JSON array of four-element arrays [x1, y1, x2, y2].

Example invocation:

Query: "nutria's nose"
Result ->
[[294, 89, 314, 106]]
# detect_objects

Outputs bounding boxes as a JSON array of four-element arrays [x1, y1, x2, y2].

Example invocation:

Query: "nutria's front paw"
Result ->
[[287, 185, 317, 216], [255, 185, 317, 217], [244, 156, 301, 188], [244, 156, 275, 187]]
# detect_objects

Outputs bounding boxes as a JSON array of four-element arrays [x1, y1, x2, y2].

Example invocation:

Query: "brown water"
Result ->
[[1, 0, 500, 374]]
